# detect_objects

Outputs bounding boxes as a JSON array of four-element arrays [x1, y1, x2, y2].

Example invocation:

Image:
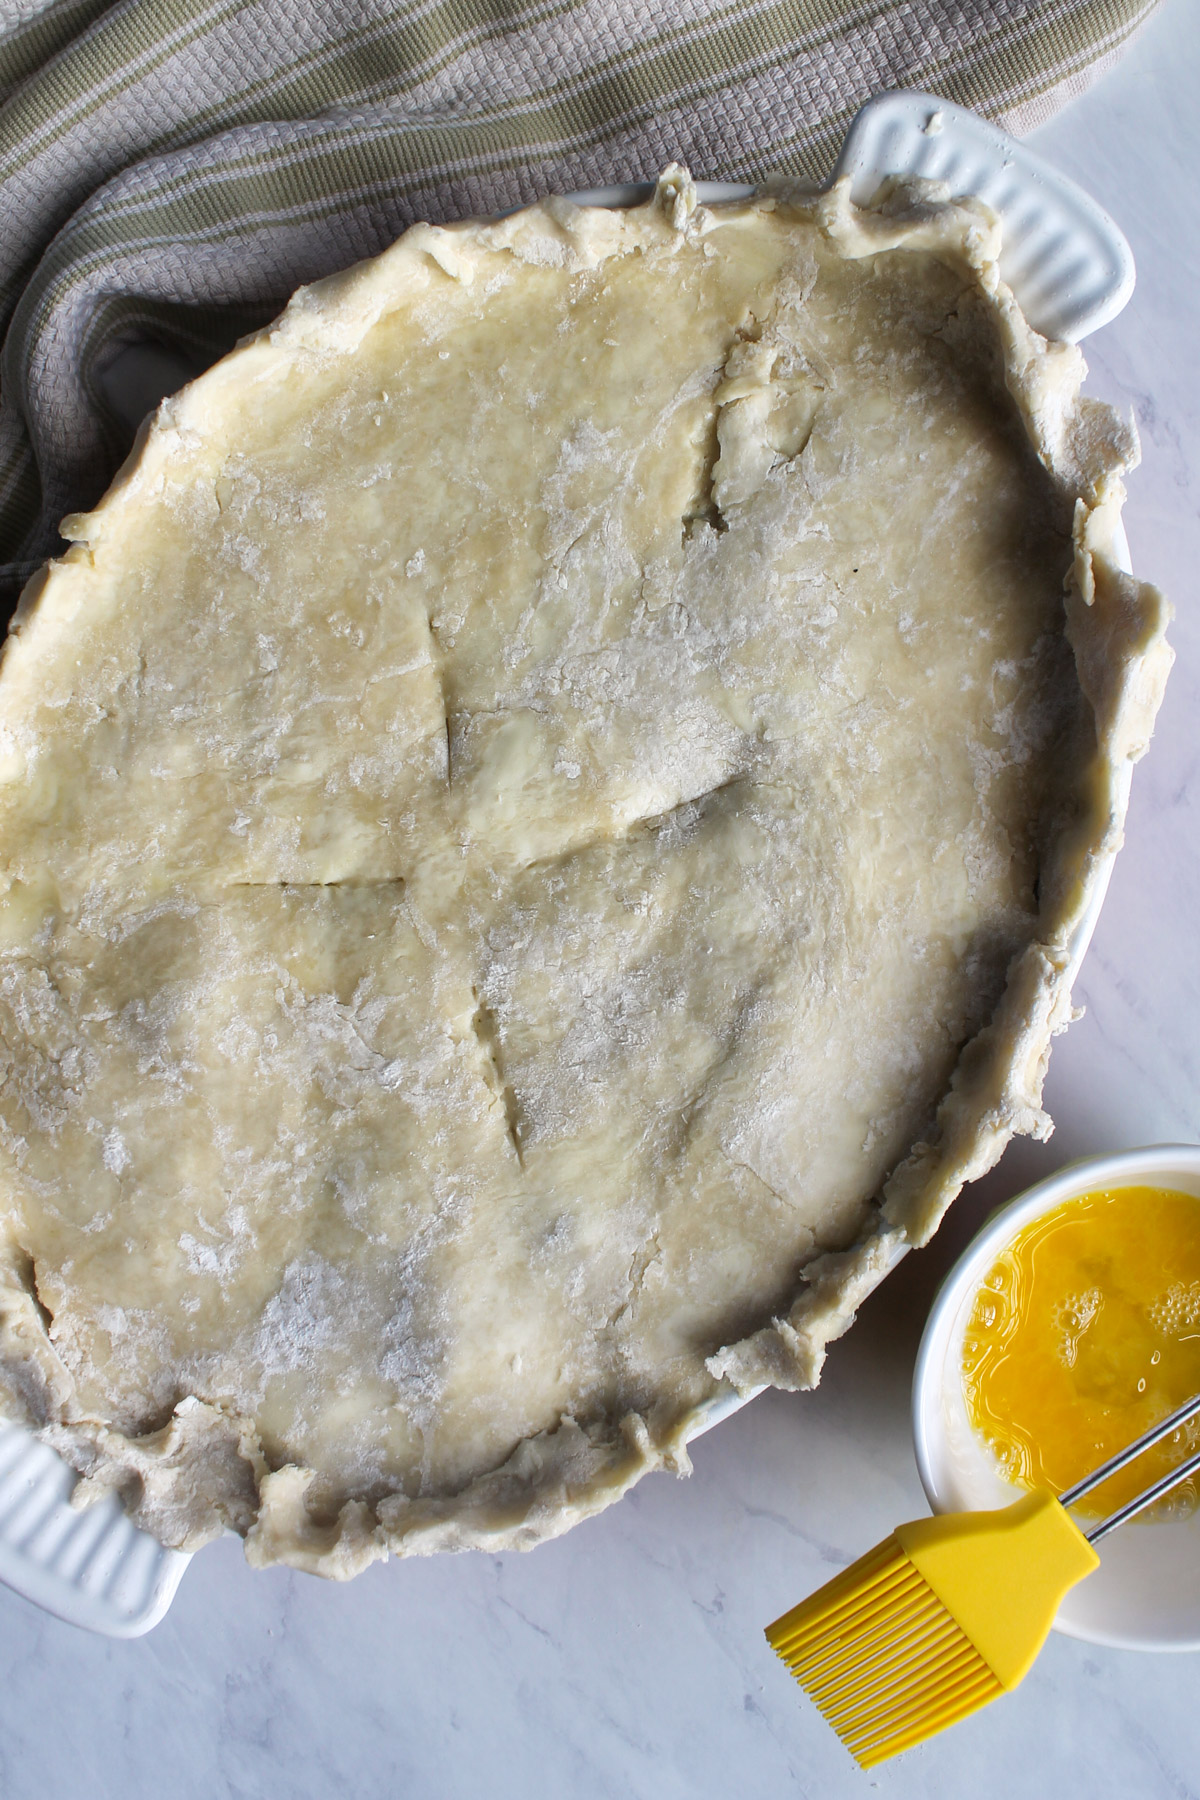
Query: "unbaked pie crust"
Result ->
[[0, 170, 1171, 1576]]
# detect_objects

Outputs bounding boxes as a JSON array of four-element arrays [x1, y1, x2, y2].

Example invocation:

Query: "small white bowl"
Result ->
[[913, 1145, 1200, 1652]]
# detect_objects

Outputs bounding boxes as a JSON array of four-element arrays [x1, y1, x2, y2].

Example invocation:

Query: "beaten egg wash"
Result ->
[[962, 1186, 1200, 1520]]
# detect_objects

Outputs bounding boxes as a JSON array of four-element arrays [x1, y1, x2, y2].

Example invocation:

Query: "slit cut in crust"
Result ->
[[0, 168, 1172, 1577]]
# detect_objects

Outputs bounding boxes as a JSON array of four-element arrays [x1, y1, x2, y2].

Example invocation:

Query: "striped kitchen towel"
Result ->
[[0, 0, 1160, 604]]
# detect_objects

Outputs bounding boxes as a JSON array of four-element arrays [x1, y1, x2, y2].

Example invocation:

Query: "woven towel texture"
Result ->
[[0, 0, 1159, 599]]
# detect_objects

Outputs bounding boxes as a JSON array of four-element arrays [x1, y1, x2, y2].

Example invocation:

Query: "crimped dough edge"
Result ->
[[0, 169, 1172, 1577]]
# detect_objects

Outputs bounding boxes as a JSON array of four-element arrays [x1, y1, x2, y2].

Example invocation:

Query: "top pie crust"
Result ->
[[0, 169, 1172, 1576]]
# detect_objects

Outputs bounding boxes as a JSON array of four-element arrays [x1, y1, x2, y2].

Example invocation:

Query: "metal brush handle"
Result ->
[[1056, 1393, 1200, 1544]]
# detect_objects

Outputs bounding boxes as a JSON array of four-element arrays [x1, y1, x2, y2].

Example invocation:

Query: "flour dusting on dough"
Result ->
[[0, 170, 1171, 1574]]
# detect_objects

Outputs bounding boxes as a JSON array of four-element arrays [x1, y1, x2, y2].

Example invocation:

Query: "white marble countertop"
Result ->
[[2, 4, 1199, 1793]]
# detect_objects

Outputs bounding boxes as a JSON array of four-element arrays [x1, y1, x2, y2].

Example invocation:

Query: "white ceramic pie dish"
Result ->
[[913, 1145, 1200, 1651], [0, 92, 1138, 1635]]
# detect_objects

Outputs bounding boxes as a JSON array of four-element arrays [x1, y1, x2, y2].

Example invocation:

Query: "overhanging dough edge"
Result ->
[[0, 170, 1172, 1576]]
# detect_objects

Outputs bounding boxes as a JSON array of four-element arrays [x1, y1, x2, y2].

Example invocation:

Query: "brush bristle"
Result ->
[[765, 1536, 1002, 1767]]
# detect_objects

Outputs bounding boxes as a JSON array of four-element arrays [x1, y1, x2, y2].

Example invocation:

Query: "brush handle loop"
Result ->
[[1085, 1444, 1200, 1544], [1059, 1392, 1200, 1509]]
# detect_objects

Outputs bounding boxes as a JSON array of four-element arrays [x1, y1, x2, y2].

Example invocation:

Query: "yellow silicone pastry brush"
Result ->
[[766, 1392, 1200, 1768]]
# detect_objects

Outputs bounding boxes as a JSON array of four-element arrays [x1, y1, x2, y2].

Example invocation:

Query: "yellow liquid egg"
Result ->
[[961, 1185, 1200, 1521]]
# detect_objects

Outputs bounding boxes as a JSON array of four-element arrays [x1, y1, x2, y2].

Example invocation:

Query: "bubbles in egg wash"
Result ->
[[960, 1185, 1200, 1521]]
